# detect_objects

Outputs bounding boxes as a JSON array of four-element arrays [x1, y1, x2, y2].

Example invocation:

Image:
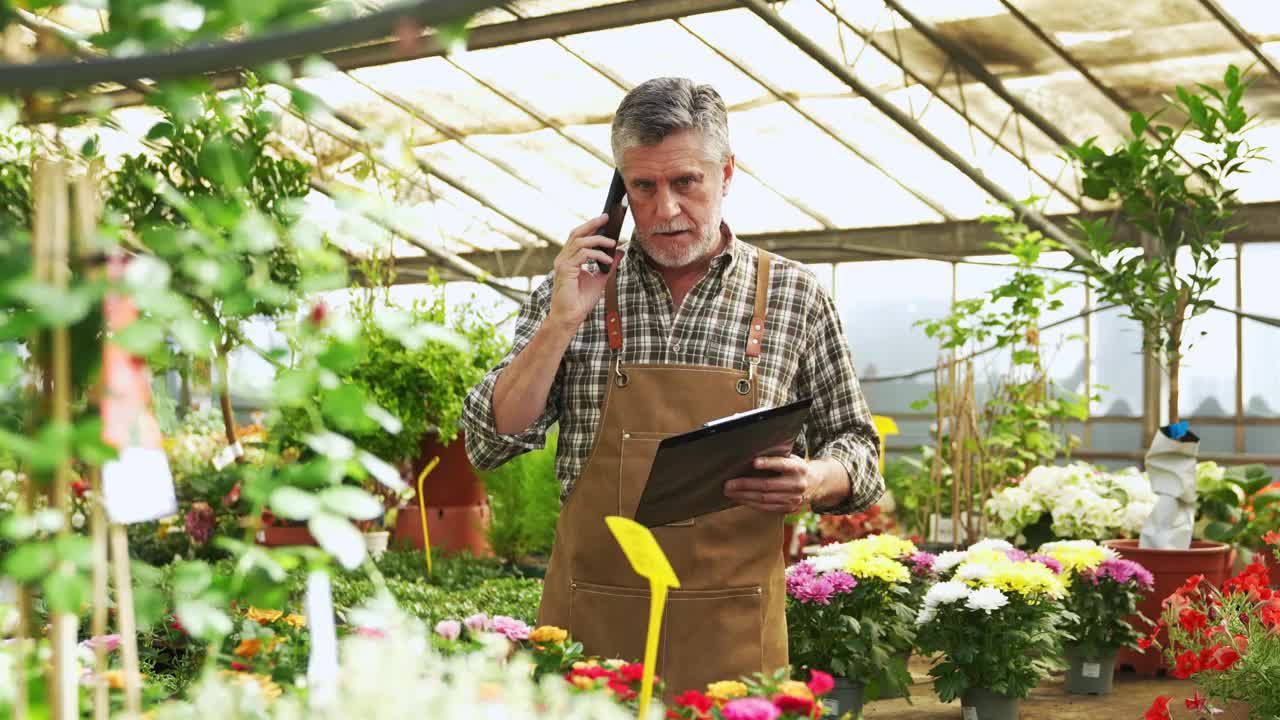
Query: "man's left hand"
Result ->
[[722, 454, 817, 514]]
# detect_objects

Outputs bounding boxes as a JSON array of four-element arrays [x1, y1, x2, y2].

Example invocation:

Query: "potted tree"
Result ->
[[1063, 65, 1265, 674]]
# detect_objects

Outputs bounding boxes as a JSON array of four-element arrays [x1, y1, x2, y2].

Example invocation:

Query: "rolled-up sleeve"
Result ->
[[461, 275, 561, 471], [795, 284, 883, 516]]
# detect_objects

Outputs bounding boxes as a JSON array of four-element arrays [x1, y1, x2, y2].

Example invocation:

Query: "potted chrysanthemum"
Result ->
[[789, 534, 918, 717], [913, 539, 1073, 720], [1036, 540, 1154, 695]]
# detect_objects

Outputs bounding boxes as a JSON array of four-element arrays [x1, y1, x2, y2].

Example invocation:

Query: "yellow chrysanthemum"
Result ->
[[246, 607, 283, 624], [985, 561, 1067, 599], [845, 551, 911, 584], [858, 534, 918, 559], [282, 614, 306, 629], [529, 625, 568, 644], [707, 680, 748, 701], [221, 670, 282, 702], [1045, 544, 1106, 574], [777, 680, 814, 701]]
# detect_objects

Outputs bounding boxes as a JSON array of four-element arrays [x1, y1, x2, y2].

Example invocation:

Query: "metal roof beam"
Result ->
[[674, 18, 955, 222], [879, 0, 1075, 149], [810, 0, 1081, 210], [739, 0, 1090, 264], [1196, 0, 1280, 85], [397, 199, 1280, 277]]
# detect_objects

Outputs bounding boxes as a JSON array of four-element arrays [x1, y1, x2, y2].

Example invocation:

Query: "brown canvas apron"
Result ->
[[537, 250, 788, 697]]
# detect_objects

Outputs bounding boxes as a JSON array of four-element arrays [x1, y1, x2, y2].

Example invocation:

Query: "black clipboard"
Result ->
[[633, 397, 813, 528]]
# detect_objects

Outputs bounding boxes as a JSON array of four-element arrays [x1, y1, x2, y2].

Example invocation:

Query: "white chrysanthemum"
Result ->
[[932, 551, 969, 574], [807, 554, 847, 574], [965, 586, 1009, 613], [968, 538, 1013, 553], [956, 563, 991, 581], [914, 606, 937, 626], [805, 541, 848, 557], [924, 580, 972, 607]]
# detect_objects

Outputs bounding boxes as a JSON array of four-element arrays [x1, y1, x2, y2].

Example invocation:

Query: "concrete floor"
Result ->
[[860, 656, 1249, 719]]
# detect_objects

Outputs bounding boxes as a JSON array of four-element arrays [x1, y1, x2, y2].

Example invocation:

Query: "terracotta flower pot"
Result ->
[[392, 429, 495, 558], [256, 524, 317, 547], [1103, 539, 1234, 676], [409, 430, 487, 506], [394, 503, 493, 558]]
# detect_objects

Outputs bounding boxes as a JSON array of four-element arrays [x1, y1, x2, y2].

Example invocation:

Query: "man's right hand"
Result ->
[[548, 213, 622, 333]]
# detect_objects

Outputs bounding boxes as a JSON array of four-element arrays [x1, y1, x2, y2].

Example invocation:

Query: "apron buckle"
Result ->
[[736, 358, 758, 395], [614, 355, 629, 388]]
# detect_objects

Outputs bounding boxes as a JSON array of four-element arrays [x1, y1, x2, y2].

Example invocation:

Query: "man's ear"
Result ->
[[721, 153, 735, 196]]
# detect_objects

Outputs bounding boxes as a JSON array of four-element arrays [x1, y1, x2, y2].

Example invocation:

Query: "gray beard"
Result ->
[[636, 221, 721, 269]]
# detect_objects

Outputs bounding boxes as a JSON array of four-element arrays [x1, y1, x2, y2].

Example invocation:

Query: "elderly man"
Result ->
[[461, 77, 883, 694]]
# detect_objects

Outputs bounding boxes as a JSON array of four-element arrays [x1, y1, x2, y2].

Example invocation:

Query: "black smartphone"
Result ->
[[586, 169, 628, 274]]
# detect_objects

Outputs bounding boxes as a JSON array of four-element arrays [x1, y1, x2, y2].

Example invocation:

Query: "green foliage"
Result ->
[[915, 598, 1074, 702], [1065, 65, 1267, 423], [1059, 576, 1151, 657], [1196, 462, 1278, 550], [788, 579, 916, 697], [882, 452, 939, 539], [481, 429, 560, 564]]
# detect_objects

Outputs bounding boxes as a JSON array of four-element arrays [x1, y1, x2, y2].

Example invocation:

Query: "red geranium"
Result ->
[[1263, 530, 1280, 546], [1145, 696, 1172, 720], [1173, 650, 1201, 679], [1207, 645, 1241, 672], [619, 663, 645, 684], [1179, 608, 1208, 633], [1185, 692, 1208, 712]]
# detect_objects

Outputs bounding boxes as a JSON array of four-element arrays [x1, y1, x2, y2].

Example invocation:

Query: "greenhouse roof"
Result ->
[[23, 0, 1280, 282]]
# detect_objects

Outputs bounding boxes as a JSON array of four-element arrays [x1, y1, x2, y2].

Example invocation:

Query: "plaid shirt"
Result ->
[[461, 223, 883, 516]]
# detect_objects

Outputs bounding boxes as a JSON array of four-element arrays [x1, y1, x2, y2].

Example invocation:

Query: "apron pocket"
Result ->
[[620, 431, 694, 526], [663, 585, 764, 695], [568, 581, 652, 666]]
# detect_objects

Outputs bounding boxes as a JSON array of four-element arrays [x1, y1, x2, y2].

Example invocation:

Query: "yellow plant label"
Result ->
[[605, 516, 680, 720], [416, 456, 441, 576], [872, 415, 900, 474]]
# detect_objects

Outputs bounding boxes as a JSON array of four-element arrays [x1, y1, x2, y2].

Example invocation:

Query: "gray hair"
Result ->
[[610, 77, 731, 168]]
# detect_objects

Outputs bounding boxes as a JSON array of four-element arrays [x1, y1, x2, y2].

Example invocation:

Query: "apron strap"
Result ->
[[746, 249, 772, 359], [605, 269, 623, 352]]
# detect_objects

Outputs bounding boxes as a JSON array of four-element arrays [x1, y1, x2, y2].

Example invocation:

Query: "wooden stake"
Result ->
[[110, 525, 143, 717]]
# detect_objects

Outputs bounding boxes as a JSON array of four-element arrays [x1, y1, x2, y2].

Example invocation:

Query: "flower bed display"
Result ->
[[985, 462, 1156, 547]]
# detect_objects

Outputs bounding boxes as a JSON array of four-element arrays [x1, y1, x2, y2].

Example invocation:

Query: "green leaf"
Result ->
[[112, 319, 166, 355], [270, 486, 321, 521], [43, 570, 86, 613], [170, 561, 213, 596], [4, 542, 55, 582], [309, 511, 366, 570], [1128, 112, 1147, 137], [319, 485, 383, 521], [171, 313, 217, 355], [175, 600, 233, 641], [146, 121, 175, 141], [1225, 64, 1240, 90], [321, 384, 372, 432], [273, 368, 315, 407]]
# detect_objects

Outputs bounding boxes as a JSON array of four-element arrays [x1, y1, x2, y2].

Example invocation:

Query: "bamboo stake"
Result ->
[[931, 359, 944, 544], [110, 526, 143, 717], [949, 357, 959, 548], [71, 170, 113, 720]]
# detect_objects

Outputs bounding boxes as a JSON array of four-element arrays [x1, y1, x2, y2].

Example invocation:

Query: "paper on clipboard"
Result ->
[[632, 398, 812, 528]]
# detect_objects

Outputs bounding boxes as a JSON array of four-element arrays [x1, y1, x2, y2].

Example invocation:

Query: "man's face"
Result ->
[[621, 129, 734, 270]]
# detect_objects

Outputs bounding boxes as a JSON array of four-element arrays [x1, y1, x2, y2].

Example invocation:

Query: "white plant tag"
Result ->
[[212, 441, 244, 470], [963, 707, 979, 720], [102, 447, 178, 524], [306, 571, 339, 707], [1082, 662, 1101, 678]]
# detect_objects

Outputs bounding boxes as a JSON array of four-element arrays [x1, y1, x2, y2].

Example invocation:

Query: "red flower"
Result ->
[[606, 679, 637, 701], [70, 479, 90, 497], [1179, 575, 1205, 595], [1185, 692, 1208, 712], [1137, 636, 1154, 650], [673, 690, 714, 713], [774, 693, 817, 718], [569, 665, 612, 680], [309, 302, 328, 326], [1261, 602, 1280, 629], [1264, 530, 1280, 546], [1173, 650, 1201, 679], [222, 481, 242, 507], [806, 669, 834, 696], [619, 663, 645, 684], [1223, 561, 1269, 596], [1145, 696, 1172, 720], [1208, 646, 1241, 671], [1233, 634, 1250, 655], [1179, 608, 1208, 633], [230, 661, 249, 672]]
